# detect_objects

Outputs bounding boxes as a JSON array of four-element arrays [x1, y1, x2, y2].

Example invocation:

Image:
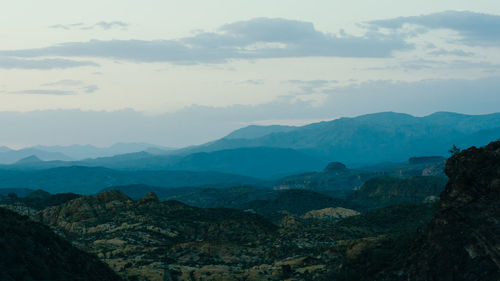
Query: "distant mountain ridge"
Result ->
[[224, 125, 297, 139], [34, 142, 172, 159], [2, 111, 499, 179], [0, 148, 73, 164], [0, 166, 263, 194], [1, 147, 326, 179], [0, 142, 172, 164], [182, 111, 500, 165]]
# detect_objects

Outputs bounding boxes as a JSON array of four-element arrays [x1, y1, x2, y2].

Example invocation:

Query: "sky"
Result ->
[[1, 0, 500, 147]]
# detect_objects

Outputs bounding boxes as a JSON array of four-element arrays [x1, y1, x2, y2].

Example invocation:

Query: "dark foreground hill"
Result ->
[[0, 189, 81, 215], [0, 207, 122, 281]]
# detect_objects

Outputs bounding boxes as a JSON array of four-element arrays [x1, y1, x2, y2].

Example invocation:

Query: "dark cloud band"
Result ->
[[367, 11, 500, 46], [0, 57, 99, 70], [4, 18, 412, 64]]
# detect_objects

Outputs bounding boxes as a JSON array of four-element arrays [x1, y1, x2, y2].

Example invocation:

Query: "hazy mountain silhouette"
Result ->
[[0, 148, 72, 164], [183, 112, 500, 165], [3, 111, 499, 179], [224, 125, 297, 139], [34, 142, 173, 160], [2, 147, 326, 179], [0, 166, 263, 194]]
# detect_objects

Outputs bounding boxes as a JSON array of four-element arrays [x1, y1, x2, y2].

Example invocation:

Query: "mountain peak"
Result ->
[[95, 190, 132, 204], [15, 155, 43, 164], [323, 162, 347, 172], [137, 192, 160, 206]]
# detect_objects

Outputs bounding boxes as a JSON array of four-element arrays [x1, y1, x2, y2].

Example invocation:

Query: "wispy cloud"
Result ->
[[82, 85, 99, 93], [4, 18, 412, 64], [367, 59, 500, 72], [367, 11, 500, 46], [0, 57, 99, 70], [237, 80, 264, 85], [12, 89, 76, 95], [42, 80, 85, 86], [49, 21, 129, 31], [7, 80, 99, 96], [286, 79, 338, 95], [427, 48, 474, 57]]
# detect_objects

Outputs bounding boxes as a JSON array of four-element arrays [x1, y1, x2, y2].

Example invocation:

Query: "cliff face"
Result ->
[[406, 141, 500, 281]]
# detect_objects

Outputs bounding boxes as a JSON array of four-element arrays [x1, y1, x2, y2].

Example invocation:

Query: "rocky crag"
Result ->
[[332, 141, 500, 280], [404, 141, 500, 280]]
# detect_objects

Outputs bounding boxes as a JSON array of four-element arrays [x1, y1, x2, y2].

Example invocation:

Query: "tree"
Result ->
[[449, 145, 461, 156]]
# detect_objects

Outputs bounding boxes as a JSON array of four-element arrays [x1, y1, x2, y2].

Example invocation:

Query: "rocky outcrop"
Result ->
[[403, 141, 500, 281], [136, 191, 160, 206], [36, 190, 133, 234], [327, 142, 499, 281], [34, 190, 277, 281], [301, 207, 360, 220]]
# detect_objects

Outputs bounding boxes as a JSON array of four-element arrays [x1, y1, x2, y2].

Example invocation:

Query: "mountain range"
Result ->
[[183, 111, 500, 165], [0, 111, 499, 194]]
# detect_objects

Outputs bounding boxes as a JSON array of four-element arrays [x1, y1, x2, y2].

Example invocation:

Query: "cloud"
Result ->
[[368, 59, 500, 72], [7, 80, 99, 96], [367, 11, 500, 46], [42, 80, 85, 86], [0, 57, 99, 69], [82, 85, 99, 93], [427, 48, 474, 57], [4, 18, 412, 64], [286, 80, 338, 96], [93, 21, 128, 30], [49, 23, 84, 30], [49, 21, 128, 31], [237, 80, 264, 85], [12, 89, 75, 95]]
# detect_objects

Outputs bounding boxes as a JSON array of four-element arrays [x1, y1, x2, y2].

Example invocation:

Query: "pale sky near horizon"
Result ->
[[1, 1, 500, 147]]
